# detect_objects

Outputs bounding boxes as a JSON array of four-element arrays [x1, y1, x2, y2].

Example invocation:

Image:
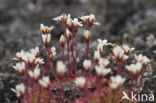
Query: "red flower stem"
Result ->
[[123, 62, 127, 77], [86, 41, 89, 60], [84, 74, 89, 103], [140, 66, 146, 87], [71, 33, 76, 75], [131, 75, 134, 91], [40, 64, 45, 76], [67, 39, 70, 76], [62, 47, 65, 63], [37, 85, 42, 103], [117, 60, 122, 75], [74, 33, 77, 75], [49, 62, 64, 102], [135, 75, 138, 87]]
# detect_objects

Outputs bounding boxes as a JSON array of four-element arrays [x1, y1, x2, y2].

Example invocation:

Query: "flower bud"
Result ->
[[66, 29, 72, 39], [93, 50, 101, 62], [49, 47, 57, 60], [56, 61, 66, 77], [59, 35, 66, 47], [75, 77, 86, 89], [83, 59, 92, 72], [42, 34, 51, 47], [84, 30, 91, 41]]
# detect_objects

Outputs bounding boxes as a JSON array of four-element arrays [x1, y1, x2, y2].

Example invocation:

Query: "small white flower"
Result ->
[[97, 39, 112, 46], [40, 24, 54, 34], [97, 39, 112, 52], [110, 75, 125, 89], [28, 67, 40, 80], [83, 59, 92, 71], [113, 45, 124, 59], [126, 63, 142, 75], [93, 50, 101, 61], [75, 77, 86, 89], [72, 18, 83, 27], [14, 50, 26, 60], [95, 65, 111, 77], [84, 30, 91, 41], [99, 58, 110, 67], [135, 54, 150, 66], [11, 83, 25, 97], [53, 14, 64, 22], [79, 14, 100, 26], [42, 34, 51, 45], [13, 62, 25, 74], [39, 76, 50, 88], [122, 45, 135, 54], [34, 58, 44, 65], [30, 47, 39, 57], [56, 61, 66, 77]]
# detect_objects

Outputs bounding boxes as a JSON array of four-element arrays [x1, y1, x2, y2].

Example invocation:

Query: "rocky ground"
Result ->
[[0, 0, 156, 103]]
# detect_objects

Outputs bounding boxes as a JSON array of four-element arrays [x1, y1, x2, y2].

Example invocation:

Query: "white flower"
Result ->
[[84, 30, 91, 41], [122, 45, 135, 54], [28, 67, 40, 80], [56, 61, 66, 77], [13, 62, 25, 74], [97, 39, 112, 46], [98, 58, 110, 67], [39, 76, 50, 88], [11, 83, 25, 97], [75, 77, 86, 89], [30, 47, 39, 57], [42, 34, 51, 45], [40, 24, 54, 34], [53, 14, 64, 22], [97, 39, 112, 52], [113, 45, 124, 59], [34, 58, 44, 65], [79, 14, 100, 25], [93, 50, 101, 61], [72, 18, 83, 27], [95, 65, 111, 77], [110, 75, 125, 89], [135, 54, 150, 66], [83, 59, 92, 71], [14, 50, 26, 60], [126, 63, 142, 74]]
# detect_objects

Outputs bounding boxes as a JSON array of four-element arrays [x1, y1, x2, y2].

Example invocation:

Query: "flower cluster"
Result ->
[[11, 13, 150, 103]]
